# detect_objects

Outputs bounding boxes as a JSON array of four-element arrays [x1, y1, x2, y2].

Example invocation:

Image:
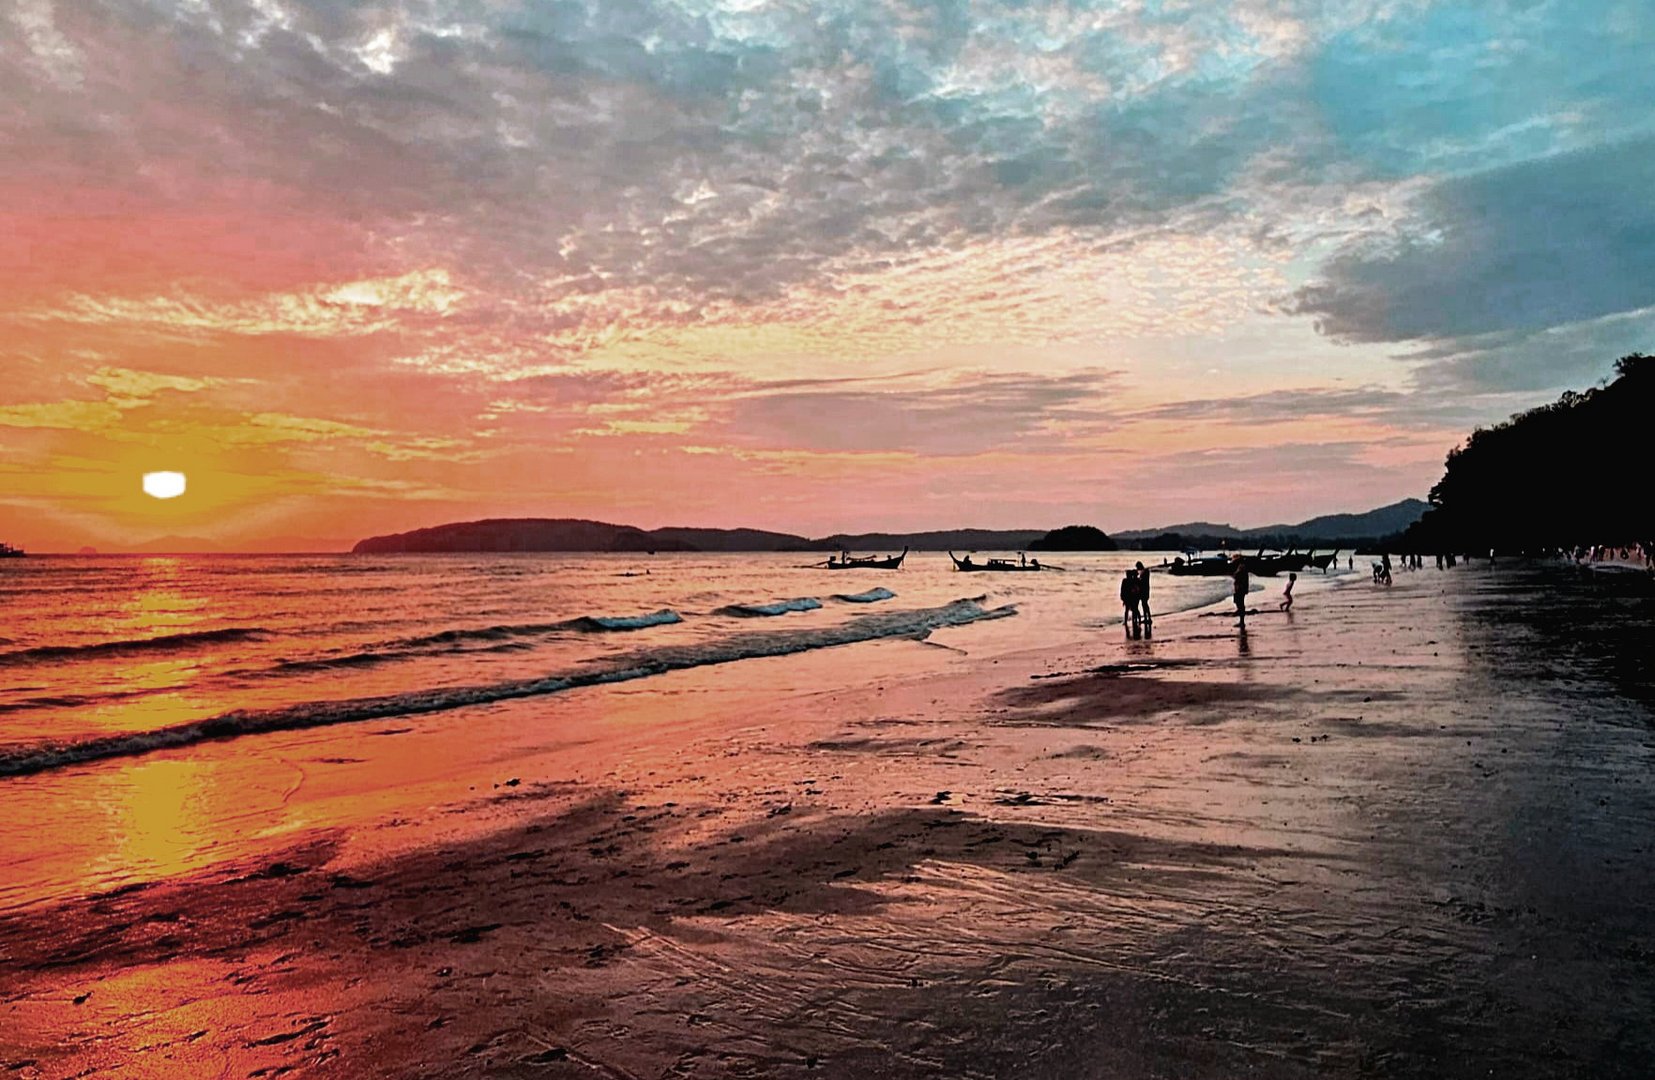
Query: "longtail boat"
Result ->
[[1309, 550, 1338, 571], [1165, 554, 1235, 577], [826, 547, 906, 570], [948, 551, 1050, 572]]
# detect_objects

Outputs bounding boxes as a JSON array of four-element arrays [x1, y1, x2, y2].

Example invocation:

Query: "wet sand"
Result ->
[[4, 565, 1654, 1078]]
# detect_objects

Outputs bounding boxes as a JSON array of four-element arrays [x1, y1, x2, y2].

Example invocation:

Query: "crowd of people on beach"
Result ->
[[1119, 538, 1655, 640], [1572, 542, 1653, 568]]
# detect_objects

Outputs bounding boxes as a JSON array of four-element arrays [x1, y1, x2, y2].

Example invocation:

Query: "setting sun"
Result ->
[[141, 472, 187, 500]]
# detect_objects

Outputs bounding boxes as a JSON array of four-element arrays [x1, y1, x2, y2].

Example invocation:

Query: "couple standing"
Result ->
[[1120, 562, 1153, 632]]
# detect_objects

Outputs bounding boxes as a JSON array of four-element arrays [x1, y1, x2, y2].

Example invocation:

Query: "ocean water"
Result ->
[[0, 551, 1267, 779]]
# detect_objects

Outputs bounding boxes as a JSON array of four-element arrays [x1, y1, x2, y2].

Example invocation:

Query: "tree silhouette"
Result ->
[[1405, 354, 1653, 552]]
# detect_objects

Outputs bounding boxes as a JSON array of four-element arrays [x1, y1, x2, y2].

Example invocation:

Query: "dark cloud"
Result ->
[[1289, 137, 1655, 367], [1400, 309, 1655, 394]]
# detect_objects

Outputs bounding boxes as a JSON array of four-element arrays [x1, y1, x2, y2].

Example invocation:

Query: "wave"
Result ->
[[832, 587, 895, 604], [392, 607, 683, 650], [0, 688, 160, 715], [0, 597, 1016, 778], [566, 609, 683, 632], [394, 621, 567, 649], [718, 597, 823, 617], [248, 610, 685, 678], [0, 627, 269, 667]]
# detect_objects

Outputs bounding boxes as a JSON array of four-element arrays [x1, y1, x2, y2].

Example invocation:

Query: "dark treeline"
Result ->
[[1404, 354, 1653, 553]]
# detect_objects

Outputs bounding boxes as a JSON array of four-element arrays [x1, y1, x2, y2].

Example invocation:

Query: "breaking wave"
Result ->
[[565, 609, 683, 632]]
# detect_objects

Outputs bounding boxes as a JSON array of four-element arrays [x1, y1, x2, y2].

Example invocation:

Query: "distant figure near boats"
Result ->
[[1281, 572, 1296, 612], [1232, 555, 1249, 627]]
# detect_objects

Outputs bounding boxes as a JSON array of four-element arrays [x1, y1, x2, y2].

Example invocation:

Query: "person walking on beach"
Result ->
[[1134, 561, 1152, 626], [1280, 571, 1296, 612], [1232, 556, 1249, 627], [1120, 568, 1141, 634]]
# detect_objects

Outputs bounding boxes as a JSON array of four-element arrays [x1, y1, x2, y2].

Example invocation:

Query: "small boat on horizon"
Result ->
[[825, 547, 906, 570], [0, 542, 25, 559], [948, 551, 1047, 572]]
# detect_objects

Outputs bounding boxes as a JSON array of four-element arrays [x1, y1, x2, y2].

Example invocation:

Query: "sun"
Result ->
[[142, 471, 187, 500]]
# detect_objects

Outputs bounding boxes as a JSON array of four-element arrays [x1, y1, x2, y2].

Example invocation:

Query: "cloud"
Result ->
[[0, 0, 1405, 306], [725, 368, 1123, 454], [1399, 306, 1655, 394], [1124, 384, 1528, 433], [6, 0, 1654, 544], [1288, 137, 1655, 386], [25, 270, 467, 338]]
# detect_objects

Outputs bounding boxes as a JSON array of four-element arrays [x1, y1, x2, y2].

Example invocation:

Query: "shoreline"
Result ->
[[4, 563, 1651, 1077]]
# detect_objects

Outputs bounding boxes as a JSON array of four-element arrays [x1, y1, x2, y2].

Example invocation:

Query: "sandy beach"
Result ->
[[3, 563, 1654, 1078]]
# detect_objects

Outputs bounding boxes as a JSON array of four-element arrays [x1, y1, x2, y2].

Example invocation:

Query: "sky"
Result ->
[[3, 0, 1652, 550]]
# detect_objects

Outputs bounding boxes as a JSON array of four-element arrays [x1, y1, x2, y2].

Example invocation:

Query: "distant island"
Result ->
[[1113, 499, 1430, 554], [351, 520, 1052, 554], [1029, 525, 1118, 552], [352, 499, 1429, 555]]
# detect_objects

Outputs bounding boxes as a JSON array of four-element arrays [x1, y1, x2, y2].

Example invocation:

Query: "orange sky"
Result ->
[[4, 1, 1647, 552]]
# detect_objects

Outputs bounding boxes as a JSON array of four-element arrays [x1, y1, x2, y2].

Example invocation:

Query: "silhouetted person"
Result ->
[[1280, 571, 1296, 612], [1134, 561, 1152, 625], [1232, 557, 1249, 627], [1121, 568, 1141, 634]]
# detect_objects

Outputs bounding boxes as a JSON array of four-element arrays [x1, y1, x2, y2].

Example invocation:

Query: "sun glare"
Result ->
[[142, 471, 187, 500]]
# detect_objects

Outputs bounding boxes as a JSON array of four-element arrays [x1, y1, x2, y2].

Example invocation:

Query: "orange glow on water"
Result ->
[[97, 760, 213, 883]]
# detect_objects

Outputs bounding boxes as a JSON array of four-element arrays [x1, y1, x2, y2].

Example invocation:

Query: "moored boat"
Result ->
[[949, 551, 1046, 572], [826, 547, 907, 570], [1244, 552, 1298, 576], [1165, 554, 1235, 577], [1164, 550, 1299, 576]]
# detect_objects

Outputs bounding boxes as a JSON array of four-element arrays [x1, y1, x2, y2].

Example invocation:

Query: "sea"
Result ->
[[0, 551, 1308, 907]]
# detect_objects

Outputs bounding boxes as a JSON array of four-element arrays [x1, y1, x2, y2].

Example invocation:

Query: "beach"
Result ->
[[3, 561, 1654, 1078]]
